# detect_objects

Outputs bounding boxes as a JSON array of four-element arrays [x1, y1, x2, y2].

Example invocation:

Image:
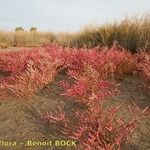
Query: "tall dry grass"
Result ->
[[0, 15, 150, 52], [57, 15, 150, 52], [0, 31, 56, 48]]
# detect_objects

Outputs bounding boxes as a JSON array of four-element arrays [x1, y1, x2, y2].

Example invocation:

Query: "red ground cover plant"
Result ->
[[0, 43, 137, 99], [0, 44, 149, 149], [66, 43, 136, 81], [0, 45, 66, 99], [134, 50, 150, 89], [43, 103, 147, 150], [60, 67, 119, 106], [43, 49, 148, 150]]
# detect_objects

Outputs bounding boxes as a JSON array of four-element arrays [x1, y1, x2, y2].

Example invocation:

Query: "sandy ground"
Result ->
[[0, 74, 149, 150], [0, 47, 38, 52]]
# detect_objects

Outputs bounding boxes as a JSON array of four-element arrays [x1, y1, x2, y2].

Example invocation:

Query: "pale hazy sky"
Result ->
[[0, 0, 150, 32]]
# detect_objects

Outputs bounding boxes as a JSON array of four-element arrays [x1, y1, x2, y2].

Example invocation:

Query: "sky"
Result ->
[[0, 0, 150, 32]]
